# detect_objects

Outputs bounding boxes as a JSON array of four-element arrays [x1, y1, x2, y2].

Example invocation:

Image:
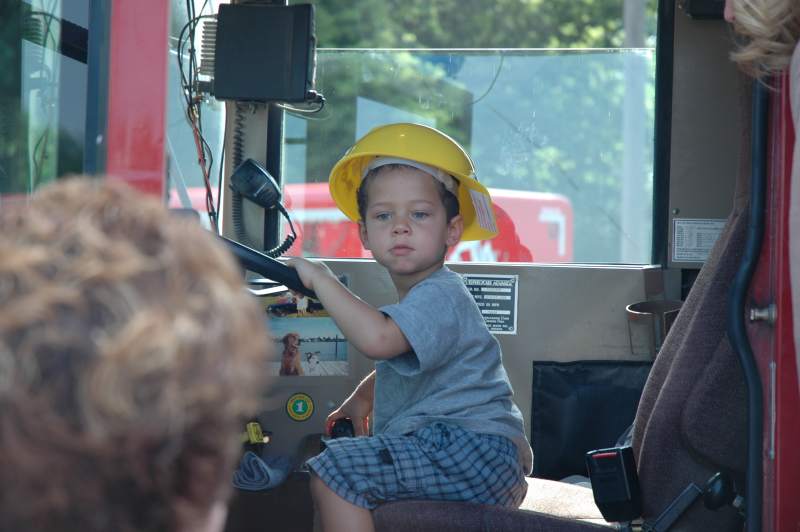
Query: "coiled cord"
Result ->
[[231, 103, 252, 245]]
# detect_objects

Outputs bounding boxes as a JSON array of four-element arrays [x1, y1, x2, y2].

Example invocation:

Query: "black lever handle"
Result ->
[[703, 472, 736, 511], [330, 418, 355, 438], [221, 237, 316, 299]]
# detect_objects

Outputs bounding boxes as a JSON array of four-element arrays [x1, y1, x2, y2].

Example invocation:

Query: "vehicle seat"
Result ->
[[373, 82, 753, 532]]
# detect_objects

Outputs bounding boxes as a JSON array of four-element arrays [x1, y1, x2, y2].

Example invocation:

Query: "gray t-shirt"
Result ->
[[375, 266, 533, 474]]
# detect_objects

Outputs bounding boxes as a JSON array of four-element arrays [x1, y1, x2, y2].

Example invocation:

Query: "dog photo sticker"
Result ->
[[261, 276, 349, 377]]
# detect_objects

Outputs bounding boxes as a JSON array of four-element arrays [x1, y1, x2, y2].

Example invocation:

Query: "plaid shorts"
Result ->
[[306, 422, 528, 510]]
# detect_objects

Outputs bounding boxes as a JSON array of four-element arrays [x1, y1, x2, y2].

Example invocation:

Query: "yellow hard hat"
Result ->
[[328, 123, 498, 241]]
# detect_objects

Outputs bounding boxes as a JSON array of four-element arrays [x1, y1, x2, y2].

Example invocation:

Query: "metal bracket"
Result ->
[[749, 303, 777, 325]]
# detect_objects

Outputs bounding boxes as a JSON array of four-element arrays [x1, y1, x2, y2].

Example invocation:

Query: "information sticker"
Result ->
[[672, 218, 726, 263], [461, 274, 518, 334]]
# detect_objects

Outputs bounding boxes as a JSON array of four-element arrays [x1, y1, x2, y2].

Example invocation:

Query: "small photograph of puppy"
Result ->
[[304, 351, 321, 375], [279, 332, 303, 376], [295, 293, 309, 316]]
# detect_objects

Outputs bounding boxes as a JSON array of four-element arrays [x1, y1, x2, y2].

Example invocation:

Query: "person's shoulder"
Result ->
[[427, 265, 464, 285], [412, 267, 465, 296]]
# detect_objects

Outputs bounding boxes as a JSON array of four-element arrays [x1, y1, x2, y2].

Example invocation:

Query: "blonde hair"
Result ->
[[0, 178, 271, 531], [730, 0, 800, 78]]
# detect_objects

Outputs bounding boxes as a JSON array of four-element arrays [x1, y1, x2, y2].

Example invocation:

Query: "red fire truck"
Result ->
[[173, 183, 573, 262]]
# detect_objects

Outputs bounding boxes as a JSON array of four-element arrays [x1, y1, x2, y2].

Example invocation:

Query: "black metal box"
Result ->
[[214, 4, 315, 102]]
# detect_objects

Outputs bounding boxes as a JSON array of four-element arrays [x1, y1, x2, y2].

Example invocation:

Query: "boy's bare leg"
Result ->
[[310, 474, 375, 532]]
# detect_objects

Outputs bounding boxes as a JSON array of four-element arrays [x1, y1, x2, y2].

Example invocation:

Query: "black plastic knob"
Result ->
[[703, 472, 735, 510], [330, 418, 355, 439]]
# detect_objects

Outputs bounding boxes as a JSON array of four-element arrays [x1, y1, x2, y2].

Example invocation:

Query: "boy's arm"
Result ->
[[353, 369, 376, 403], [326, 370, 375, 436], [286, 257, 410, 360]]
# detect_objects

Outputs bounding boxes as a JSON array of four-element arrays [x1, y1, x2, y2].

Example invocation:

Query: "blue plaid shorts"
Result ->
[[305, 422, 528, 510]]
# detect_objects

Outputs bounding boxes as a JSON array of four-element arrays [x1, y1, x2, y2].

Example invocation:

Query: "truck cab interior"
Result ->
[[0, 1, 797, 531]]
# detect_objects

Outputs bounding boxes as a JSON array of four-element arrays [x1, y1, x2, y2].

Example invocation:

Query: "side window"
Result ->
[[166, 0, 226, 229], [0, 0, 89, 198], [282, 1, 658, 264]]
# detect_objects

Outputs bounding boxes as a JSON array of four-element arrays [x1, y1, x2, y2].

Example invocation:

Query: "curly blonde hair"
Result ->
[[730, 0, 800, 78], [0, 178, 271, 531]]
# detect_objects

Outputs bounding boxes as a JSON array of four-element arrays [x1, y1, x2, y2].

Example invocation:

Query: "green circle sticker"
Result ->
[[286, 393, 314, 422]]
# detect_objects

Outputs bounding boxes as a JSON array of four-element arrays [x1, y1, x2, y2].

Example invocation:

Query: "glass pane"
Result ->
[[0, 0, 89, 199], [296, 0, 657, 51], [165, 0, 226, 230], [282, 48, 655, 263]]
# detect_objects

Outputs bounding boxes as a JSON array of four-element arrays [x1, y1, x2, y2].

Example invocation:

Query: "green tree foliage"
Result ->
[[306, 0, 657, 49]]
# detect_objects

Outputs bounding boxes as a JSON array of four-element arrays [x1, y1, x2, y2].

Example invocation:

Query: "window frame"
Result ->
[[264, 0, 674, 267]]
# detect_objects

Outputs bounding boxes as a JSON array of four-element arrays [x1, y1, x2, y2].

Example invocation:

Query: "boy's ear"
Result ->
[[446, 214, 464, 247]]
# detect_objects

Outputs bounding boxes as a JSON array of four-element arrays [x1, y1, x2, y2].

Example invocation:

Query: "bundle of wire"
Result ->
[[176, 0, 220, 232]]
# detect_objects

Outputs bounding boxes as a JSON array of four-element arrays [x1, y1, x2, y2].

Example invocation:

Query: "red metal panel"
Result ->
[[748, 72, 800, 531], [105, 2, 170, 197], [773, 71, 800, 532]]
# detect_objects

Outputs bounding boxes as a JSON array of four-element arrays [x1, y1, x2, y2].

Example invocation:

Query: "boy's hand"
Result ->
[[285, 261, 408, 360], [326, 393, 371, 436], [286, 257, 335, 292]]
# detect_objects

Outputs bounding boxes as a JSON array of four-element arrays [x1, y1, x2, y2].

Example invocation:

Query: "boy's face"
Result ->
[[359, 166, 463, 284]]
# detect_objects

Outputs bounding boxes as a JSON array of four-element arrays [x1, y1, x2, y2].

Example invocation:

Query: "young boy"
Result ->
[[287, 123, 533, 532]]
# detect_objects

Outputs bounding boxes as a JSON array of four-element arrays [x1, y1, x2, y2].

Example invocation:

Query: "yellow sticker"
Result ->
[[245, 422, 265, 444], [286, 393, 314, 422]]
